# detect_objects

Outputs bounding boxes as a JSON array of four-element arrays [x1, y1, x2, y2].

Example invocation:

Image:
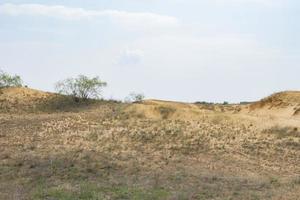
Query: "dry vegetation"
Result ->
[[1, 87, 300, 199]]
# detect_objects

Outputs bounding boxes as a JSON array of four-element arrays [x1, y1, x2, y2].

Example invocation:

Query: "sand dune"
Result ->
[[1, 87, 300, 199]]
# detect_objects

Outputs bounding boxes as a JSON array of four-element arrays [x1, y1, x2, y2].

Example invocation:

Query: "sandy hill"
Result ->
[[1, 87, 300, 119], [126, 99, 243, 121], [126, 99, 206, 120], [0, 87, 52, 100], [0, 87, 53, 112], [247, 91, 300, 118], [0, 87, 88, 113], [129, 92, 300, 121]]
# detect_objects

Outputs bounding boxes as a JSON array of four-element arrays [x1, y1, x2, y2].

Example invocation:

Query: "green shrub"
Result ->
[[223, 101, 229, 105], [0, 70, 23, 88], [125, 92, 145, 103], [55, 75, 107, 101]]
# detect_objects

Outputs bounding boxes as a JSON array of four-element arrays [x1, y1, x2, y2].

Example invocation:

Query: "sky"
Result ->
[[0, 0, 299, 103]]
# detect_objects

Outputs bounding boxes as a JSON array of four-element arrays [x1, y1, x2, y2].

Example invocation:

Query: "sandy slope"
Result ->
[[0, 87, 53, 112], [246, 91, 300, 119]]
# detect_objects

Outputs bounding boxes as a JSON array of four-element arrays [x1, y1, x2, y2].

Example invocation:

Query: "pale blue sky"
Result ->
[[0, 0, 299, 102]]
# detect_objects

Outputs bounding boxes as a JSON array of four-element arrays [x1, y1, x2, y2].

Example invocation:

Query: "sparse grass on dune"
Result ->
[[1, 87, 300, 199]]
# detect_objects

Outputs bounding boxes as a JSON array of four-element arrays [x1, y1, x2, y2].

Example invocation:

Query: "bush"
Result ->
[[55, 75, 107, 101], [194, 101, 214, 105], [125, 92, 145, 103], [0, 70, 23, 88], [240, 101, 253, 105]]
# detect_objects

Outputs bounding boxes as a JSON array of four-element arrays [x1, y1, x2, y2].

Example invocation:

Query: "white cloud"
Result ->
[[211, 0, 283, 6], [117, 49, 144, 65], [0, 3, 178, 29]]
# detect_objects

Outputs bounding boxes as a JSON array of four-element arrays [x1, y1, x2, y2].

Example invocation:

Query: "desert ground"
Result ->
[[0, 87, 300, 200]]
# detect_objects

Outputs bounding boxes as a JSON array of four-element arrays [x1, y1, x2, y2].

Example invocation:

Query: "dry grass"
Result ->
[[264, 126, 300, 139], [1, 87, 300, 199]]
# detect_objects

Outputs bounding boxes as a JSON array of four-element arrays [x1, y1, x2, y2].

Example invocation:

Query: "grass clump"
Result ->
[[265, 126, 300, 138], [32, 182, 169, 200], [156, 106, 176, 119]]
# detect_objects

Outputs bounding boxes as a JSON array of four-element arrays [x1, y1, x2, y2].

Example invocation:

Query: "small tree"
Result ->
[[55, 75, 107, 101], [125, 92, 145, 103], [0, 70, 23, 88], [223, 101, 229, 105]]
